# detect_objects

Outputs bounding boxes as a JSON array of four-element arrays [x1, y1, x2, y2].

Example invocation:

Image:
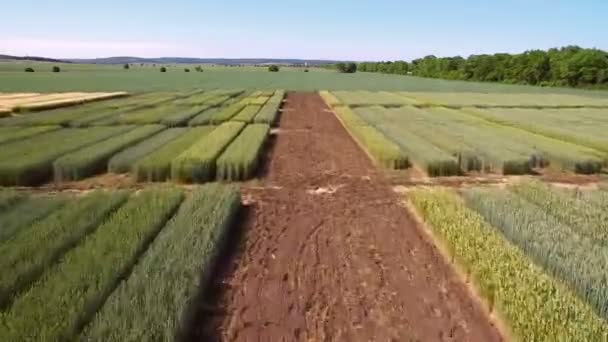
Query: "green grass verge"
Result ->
[[108, 128, 187, 173], [0, 191, 129, 308], [216, 124, 270, 180], [133, 126, 214, 182], [171, 122, 246, 183], [408, 187, 608, 341], [0, 187, 183, 341], [53, 125, 165, 182], [82, 184, 240, 341]]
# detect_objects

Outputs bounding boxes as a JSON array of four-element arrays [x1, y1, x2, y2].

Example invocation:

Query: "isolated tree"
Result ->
[[336, 62, 357, 73], [160, 66, 167, 72], [194, 65, 204, 72], [52, 66, 61, 72], [304, 69, 309, 72], [345, 62, 357, 73], [268, 65, 279, 72], [184, 68, 190, 72], [24, 67, 35, 72], [123, 63, 130, 70]]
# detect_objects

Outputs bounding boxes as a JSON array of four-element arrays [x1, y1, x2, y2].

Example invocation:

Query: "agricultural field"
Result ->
[[1, 85, 608, 341], [321, 90, 608, 177], [0, 89, 283, 185]]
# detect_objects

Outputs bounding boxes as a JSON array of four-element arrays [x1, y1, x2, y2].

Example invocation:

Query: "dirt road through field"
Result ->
[[193, 93, 502, 341]]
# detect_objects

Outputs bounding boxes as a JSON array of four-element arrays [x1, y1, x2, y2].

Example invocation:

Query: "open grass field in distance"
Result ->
[[2, 60, 608, 95]]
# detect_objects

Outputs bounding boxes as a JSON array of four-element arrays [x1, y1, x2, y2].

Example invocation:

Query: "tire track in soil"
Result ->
[[192, 92, 503, 341]]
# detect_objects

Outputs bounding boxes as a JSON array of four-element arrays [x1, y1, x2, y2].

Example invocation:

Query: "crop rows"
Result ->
[[0, 194, 68, 243], [0, 126, 132, 185], [82, 184, 240, 341], [230, 105, 262, 123], [331, 106, 408, 169], [0, 191, 128, 308], [355, 106, 462, 176], [172, 122, 245, 182], [355, 104, 605, 175], [134, 126, 215, 182], [408, 187, 608, 340], [53, 125, 165, 181], [253, 90, 285, 124], [463, 186, 608, 320], [0, 187, 184, 341], [0, 125, 61, 144], [108, 127, 187, 173], [464, 107, 608, 153], [216, 124, 270, 180]]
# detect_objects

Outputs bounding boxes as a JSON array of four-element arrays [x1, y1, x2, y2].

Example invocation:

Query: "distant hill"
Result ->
[[65, 56, 342, 66], [0, 54, 70, 63]]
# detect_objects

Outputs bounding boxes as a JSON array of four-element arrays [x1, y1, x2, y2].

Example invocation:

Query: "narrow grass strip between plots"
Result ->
[[0, 187, 184, 341], [0, 191, 129, 308], [82, 184, 240, 341], [408, 187, 608, 341]]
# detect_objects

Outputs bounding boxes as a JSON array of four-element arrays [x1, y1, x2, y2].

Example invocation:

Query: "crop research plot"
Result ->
[[1, 84, 608, 341]]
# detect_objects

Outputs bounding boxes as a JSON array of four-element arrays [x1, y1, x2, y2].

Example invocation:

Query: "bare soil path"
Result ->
[[193, 92, 502, 341]]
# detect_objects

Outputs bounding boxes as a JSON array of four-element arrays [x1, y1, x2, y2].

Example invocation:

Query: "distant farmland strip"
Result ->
[[0, 191, 129, 308], [463, 187, 608, 320], [0, 195, 68, 243], [82, 184, 240, 341], [0, 187, 184, 342], [108, 128, 187, 173], [0, 126, 132, 185], [408, 188, 608, 341], [53, 125, 165, 182], [331, 106, 408, 169], [0, 125, 61, 145], [231, 105, 262, 123], [216, 124, 270, 180], [172, 122, 245, 183], [134, 126, 214, 182]]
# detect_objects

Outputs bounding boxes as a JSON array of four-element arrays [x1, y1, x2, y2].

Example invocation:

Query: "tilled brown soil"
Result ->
[[193, 93, 502, 341]]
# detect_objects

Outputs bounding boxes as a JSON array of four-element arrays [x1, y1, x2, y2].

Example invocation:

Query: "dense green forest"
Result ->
[[358, 46, 608, 88]]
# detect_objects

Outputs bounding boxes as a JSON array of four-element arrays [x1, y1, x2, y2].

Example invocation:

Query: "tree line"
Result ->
[[358, 46, 608, 88]]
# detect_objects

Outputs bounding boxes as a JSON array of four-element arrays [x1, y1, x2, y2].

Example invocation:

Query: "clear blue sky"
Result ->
[[2, 0, 607, 61]]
